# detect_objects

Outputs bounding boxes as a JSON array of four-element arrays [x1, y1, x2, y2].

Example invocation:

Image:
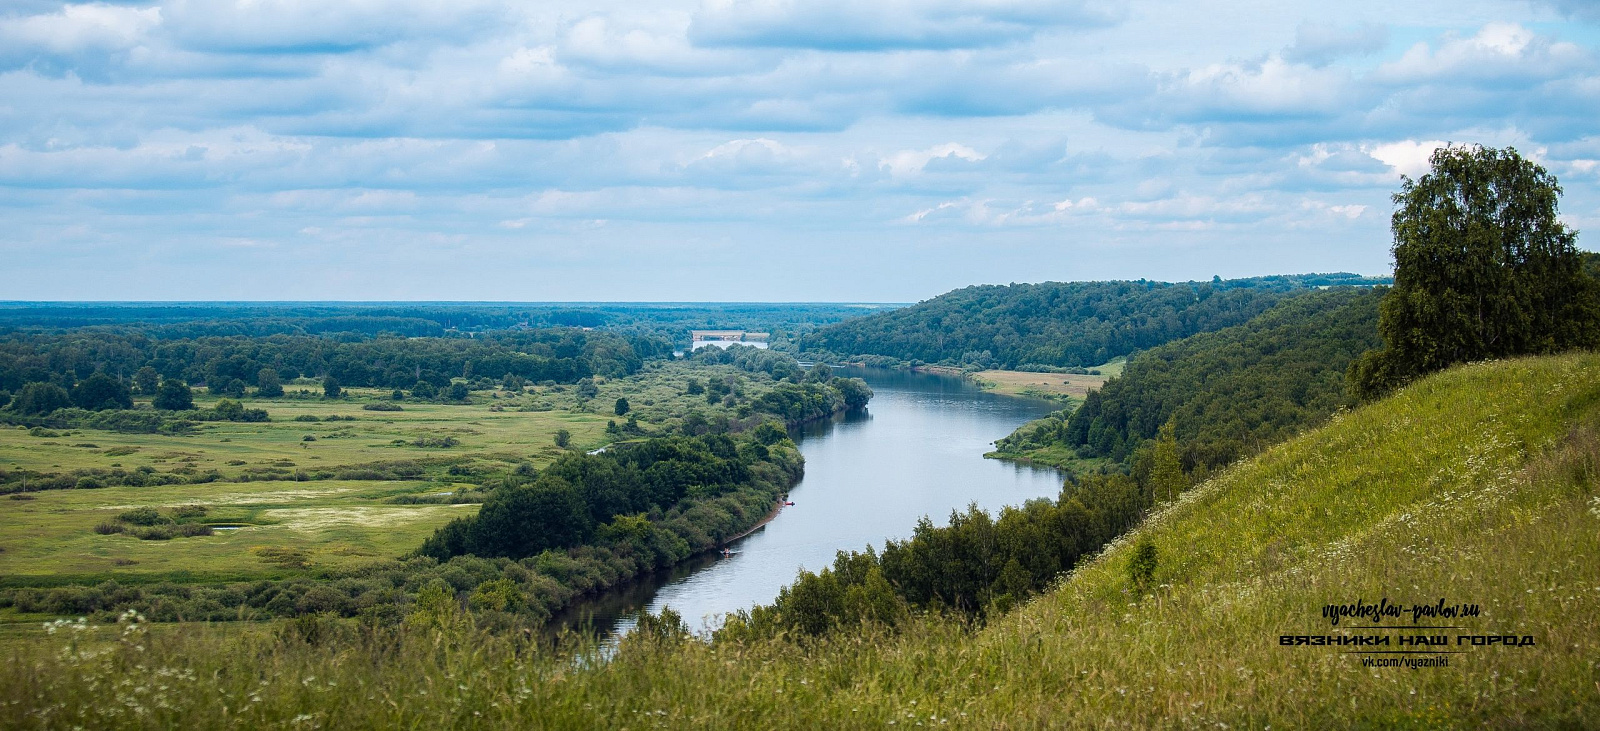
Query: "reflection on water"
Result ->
[[552, 366, 1066, 638]]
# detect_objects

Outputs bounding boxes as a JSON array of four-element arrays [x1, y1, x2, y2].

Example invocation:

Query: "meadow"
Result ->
[[3, 353, 1594, 728], [969, 370, 1108, 402], [0, 360, 797, 589]]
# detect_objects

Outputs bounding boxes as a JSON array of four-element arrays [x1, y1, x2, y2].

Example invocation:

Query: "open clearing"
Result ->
[[0, 479, 474, 579], [971, 370, 1107, 400]]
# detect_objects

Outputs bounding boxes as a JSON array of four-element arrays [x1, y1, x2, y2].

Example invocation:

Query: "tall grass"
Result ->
[[4, 353, 1599, 729]]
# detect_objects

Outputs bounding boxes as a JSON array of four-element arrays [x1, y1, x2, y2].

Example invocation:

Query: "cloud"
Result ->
[[1283, 22, 1388, 67], [1376, 22, 1592, 85], [1365, 139, 1447, 177], [688, 0, 1117, 51], [882, 143, 985, 176]]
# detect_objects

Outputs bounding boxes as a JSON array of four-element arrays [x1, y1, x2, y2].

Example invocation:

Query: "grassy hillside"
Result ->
[[994, 287, 1384, 471], [800, 274, 1385, 369], [5, 353, 1596, 728]]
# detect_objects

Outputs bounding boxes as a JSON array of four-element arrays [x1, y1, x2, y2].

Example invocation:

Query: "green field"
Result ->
[[0, 361, 789, 586]]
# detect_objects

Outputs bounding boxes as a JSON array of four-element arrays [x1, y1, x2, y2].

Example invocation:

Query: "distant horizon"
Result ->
[[0, 269, 1396, 306]]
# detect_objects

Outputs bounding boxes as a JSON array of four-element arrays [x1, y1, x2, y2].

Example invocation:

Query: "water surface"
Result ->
[[559, 366, 1065, 635]]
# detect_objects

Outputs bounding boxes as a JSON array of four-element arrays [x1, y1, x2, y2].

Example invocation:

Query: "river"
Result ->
[[555, 366, 1067, 636]]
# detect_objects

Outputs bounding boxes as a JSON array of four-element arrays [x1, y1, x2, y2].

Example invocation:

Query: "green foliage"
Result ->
[[553, 429, 571, 448], [732, 466, 1152, 638], [323, 376, 343, 399], [1146, 421, 1185, 504], [12, 382, 71, 415], [256, 367, 284, 397], [0, 327, 653, 397], [132, 366, 159, 395], [1126, 535, 1157, 589], [1005, 288, 1383, 471], [420, 433, 795, 562], [152, 378, 193, 411], [69, 373, 132, 411], [1351, 145, 1600, 399], [804, 274, 1386, 368], [614, 397, 630, 416]]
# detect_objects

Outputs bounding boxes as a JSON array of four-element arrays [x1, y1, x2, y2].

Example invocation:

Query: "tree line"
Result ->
[[0, 327, 654, 402], [997, 287, 1384, 472], [800, 273, 1387, 370]]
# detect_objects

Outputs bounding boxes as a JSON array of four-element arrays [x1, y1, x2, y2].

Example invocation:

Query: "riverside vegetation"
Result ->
[[0, 330, 871, 626], [3, 353, 1596, 729]]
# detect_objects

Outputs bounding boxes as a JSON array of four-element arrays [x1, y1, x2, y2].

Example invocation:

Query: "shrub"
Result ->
[[363, 402, 403, 412], [118, 507, 167, 526], [93, 520, 124, 535], [293, 415, 320, 422]]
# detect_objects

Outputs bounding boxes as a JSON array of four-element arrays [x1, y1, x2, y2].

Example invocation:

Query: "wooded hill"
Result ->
[[993, 287, 1384, 472], [799, 273, 1387, 369]]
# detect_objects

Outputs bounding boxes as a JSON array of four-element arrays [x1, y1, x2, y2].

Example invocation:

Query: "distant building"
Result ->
[[691, 330, 771, 350]]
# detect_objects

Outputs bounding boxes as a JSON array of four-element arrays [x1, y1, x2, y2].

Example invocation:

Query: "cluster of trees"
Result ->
[[721, 448, 1172, 639], [0, 328, 653, 398], [998, 288, 1385, 471], [1349, 145, 1600, 399], [800, 274, 1387, 369], [420, 432, 800, 561]]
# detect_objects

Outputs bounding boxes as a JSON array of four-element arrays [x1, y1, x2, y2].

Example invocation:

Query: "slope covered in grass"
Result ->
[[5, 354, 1599, 728]]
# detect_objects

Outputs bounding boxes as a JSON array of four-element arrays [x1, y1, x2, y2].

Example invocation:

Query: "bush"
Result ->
[[363, 402, 403, 412], [294, 415, 320, 422], [93, 520, 124, 535], [118, 507, 167, 526]]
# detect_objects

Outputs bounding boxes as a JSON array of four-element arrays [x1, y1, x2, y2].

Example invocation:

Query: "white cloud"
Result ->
[[882, 143, 985, 177], [1365, 139, 1446, 177], [1376, 22, 1591, 83], [0, 4, 162, 53]]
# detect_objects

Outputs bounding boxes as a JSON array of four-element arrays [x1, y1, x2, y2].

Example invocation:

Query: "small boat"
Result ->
[[784, 501, 795, 506]]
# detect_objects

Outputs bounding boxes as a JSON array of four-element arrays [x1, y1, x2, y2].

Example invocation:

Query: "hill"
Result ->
[[799, 273, 1387, 369], [993, 287, 1384, 471], [7, 353, 1596, 728]]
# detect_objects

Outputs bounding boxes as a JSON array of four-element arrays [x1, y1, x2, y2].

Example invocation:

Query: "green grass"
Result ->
[[0, 361, 790, 587], [4, 353, 1597, 728], [0, 479, 475, 580]]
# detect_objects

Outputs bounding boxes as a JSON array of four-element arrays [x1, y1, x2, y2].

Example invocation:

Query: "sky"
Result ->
[[2, 0, 1598, 302]]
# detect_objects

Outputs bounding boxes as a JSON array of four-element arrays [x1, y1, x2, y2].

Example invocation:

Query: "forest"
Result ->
[[993, 287, 1385, 472], [799, 273, 1387, 369]]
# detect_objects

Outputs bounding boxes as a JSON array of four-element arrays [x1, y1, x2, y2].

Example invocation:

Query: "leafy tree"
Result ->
[[576, 377, 599, 399], [685, 378, 704, 395], [152, 379, 193, 411], [133, 367, 159, 395], [70, 372, 132, 411], [554, 429, 572, 448], [13, 382, 71, 415], [446, 382, 470, 402], [322, 376, 343, 399], [256, 368, 284, 398], [221, 378, 248, 398], [831, 377, 873, 410], [614, 397, 630, 416], [752, 421, 789, 446], [1126, 536, 1158, 590], [411, 381, 437, 399], [1146, 420, 1186, 504], [0, 390, 9, 409], [1350, 145, 1600, 399]]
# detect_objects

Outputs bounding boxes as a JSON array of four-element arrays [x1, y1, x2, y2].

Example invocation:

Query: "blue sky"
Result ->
[[2, 0, 1598, 301]]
